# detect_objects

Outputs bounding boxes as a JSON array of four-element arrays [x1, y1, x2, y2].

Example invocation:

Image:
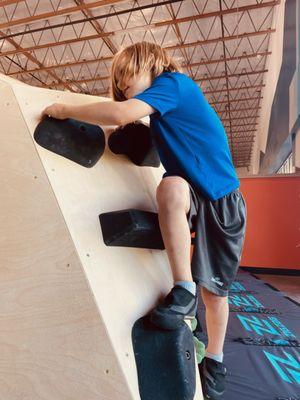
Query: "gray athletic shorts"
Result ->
[[186, 181, 247, 297]]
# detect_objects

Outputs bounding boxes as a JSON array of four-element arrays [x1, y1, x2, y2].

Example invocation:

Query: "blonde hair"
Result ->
[[110, 41, 182, 101]]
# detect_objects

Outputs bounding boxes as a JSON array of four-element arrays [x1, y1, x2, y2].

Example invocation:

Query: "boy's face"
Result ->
[[119, 71, 152, 99]]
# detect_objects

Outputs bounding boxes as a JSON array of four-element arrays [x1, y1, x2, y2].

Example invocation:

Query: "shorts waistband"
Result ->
[[218, 187, 240, 200]]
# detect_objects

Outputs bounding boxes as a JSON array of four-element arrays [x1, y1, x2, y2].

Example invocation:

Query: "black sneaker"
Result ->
[[198, 357, 227, 399], [149, 285, 198, 330]]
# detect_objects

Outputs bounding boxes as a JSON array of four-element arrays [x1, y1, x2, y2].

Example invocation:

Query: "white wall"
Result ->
[[291, 0, 300, 170], [252, 0, 286, 174]]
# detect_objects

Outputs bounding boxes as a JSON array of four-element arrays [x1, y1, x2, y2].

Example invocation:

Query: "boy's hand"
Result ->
[[41, 103, 68, 120]]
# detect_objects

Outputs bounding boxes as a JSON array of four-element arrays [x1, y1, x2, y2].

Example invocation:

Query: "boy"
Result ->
[[42, 41, 247, 399]]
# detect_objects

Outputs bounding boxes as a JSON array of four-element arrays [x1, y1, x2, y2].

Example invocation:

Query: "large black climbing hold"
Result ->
[[132, 315, 196, 400], [108, 121, 160, 167], [99, 209, 165, 249], [34, 116, 105, 167]]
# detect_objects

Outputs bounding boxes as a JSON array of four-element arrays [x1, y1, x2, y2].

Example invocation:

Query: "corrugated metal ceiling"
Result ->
[[0, 0, 281, 168]]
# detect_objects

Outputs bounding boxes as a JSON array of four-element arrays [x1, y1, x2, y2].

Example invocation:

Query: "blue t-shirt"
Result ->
[[133, 71, 240, 201]]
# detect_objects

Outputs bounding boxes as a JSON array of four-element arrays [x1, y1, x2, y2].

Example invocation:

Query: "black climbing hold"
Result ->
[[34, 116, 105, 167], [132, 315, 196, 400], [108, 121, 160, 167], [99, 209, 165, 249]]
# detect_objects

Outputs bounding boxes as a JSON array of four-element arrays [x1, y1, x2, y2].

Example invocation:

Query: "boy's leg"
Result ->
[[198, 288, 228, 399], [149, 176, 198, 330], [201, 287, 229, 355], [193, 189, 246, 399], [156, 176, 193, 282]]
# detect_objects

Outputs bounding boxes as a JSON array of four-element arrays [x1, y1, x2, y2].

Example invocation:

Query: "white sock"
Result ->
[[174, 280, 196, 296], [205, 350, 224, 363]]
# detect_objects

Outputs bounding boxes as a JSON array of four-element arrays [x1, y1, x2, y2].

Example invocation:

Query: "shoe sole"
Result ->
[[203, 389, 225, 400], [150, 310, 185, 330], [201, 375, 225, 399], [150, 309, 197, 330], [203, 390, 225, 400]]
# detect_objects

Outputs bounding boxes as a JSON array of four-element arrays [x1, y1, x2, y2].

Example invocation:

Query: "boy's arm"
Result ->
[[42, 99, 155, 127], [117, 99, 156, 126]]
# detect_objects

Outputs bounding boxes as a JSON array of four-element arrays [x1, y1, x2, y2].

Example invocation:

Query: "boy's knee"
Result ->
[[156, 177, 190, 212], [201, 287, 228, 310]]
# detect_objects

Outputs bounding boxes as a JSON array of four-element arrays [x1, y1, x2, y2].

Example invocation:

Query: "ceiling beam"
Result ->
[[215, 106, 261, 113], [218, 0, 233, 155], [164, 2, 194, 78], [6, 48, 271, 77], [189, 52, 271, 68], [229, 129, 257, 133], [0, 0, 24, 6], [73, 0, 118, 55], [203, 84, 265, 95], [229, 139, 255, 143], [0, 1, 280, 32], [0, 0, 129, 30], [196, 69, 268, 82], [91, 83, 265, 97], [40, 68, 267, 88], [223, 123, 258, 128], [0, 32, 75, 92], [210, 97, 263, 105], [222, 116, 259, 122], [0, 27, 275, 58], [167, 29, 275, 50]]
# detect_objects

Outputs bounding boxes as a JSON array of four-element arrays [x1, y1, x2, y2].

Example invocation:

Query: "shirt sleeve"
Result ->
[[133, 73, 179, 117]]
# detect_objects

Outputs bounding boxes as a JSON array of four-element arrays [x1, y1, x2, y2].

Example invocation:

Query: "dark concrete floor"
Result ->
[[253, 273, 300, 303]]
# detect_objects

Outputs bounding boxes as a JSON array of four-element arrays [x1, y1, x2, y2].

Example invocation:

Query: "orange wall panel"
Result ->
[[239, 176, 300, 270]]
